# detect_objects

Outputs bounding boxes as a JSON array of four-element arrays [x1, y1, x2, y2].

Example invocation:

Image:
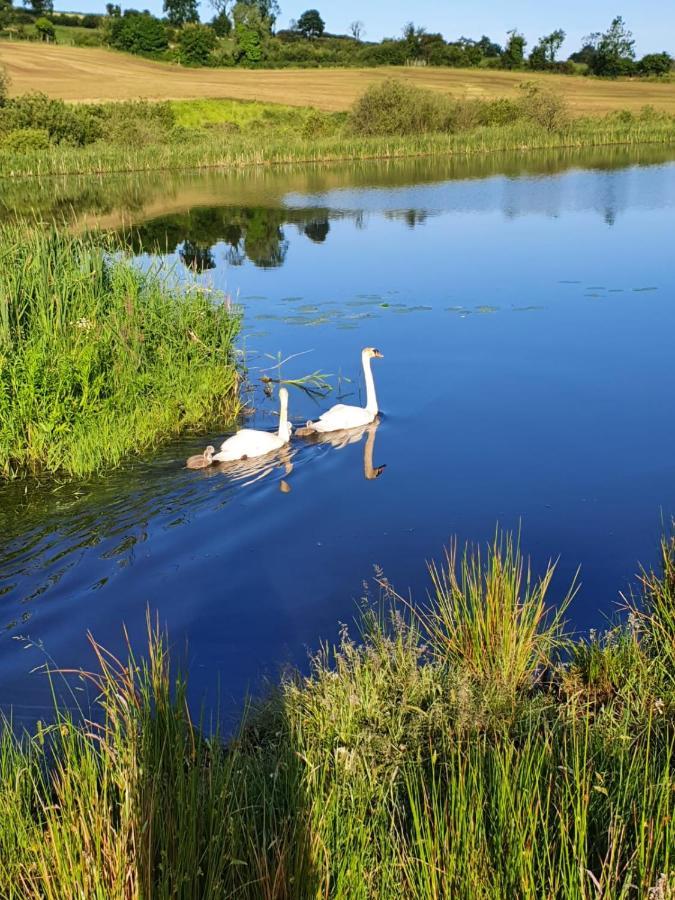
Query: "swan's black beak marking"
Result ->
[[373, 348, 383, 358]]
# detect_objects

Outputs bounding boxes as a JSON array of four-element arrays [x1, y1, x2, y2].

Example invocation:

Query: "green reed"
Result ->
[[2, 116, 675, 179], [1, 531, 673, 898], [0, 225, 241, 478]]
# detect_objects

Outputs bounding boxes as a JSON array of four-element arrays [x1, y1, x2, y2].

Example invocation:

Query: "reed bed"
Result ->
[[1, 532, 674, 898], [2, 117, 675, 180], [0, 226, 241, 478]]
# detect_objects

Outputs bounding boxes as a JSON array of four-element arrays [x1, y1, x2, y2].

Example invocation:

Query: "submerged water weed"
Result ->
[[0, 226, 241, 479], [1, 531, 674, 897]]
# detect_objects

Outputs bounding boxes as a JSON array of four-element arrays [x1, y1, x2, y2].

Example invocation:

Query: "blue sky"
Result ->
[[63, 0, 670, 56]]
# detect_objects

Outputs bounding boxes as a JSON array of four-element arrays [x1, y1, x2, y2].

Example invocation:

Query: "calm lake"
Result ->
[[2, 146, 675, 725]]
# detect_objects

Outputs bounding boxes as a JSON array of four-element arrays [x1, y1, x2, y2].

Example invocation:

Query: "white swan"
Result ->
[[213, 387, 292, 462], [301, 347, 383, 434]]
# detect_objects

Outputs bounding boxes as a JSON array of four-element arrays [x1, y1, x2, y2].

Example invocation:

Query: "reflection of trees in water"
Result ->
[[3, 146, 675, 230], [128, 208, 335, 268], [303, 219, 330, 243], [383, 209, 428, 229], [129, 206, 299, 269], [181, 240, 216, 272]]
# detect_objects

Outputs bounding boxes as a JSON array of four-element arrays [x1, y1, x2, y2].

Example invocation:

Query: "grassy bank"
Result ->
[[1, 532, 674, 897], [1, 83, 675, 178], [0, 226, 240, 479], [3, 116, 675, 179]]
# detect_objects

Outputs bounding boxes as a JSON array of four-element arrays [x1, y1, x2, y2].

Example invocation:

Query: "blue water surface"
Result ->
[[1, 150, 674, 725]]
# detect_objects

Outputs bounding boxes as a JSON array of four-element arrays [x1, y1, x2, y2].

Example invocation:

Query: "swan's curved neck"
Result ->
[[362, 354, 378, 415], [278, 393, 289, 438]]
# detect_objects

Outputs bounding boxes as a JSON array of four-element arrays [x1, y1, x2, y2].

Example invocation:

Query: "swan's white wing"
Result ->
[[215, 429, 283, 461], [310, 404, 373, 433]]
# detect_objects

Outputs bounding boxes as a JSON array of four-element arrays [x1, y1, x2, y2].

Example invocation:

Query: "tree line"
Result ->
[[0, 0, 672, 76]]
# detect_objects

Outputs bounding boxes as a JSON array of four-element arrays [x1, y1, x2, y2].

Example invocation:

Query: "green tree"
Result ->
[[476, 35, 502, 58], [501, 29, 526, 69], [107, 11, 168, 55], [178, 22, 217, 64], [23, 0, 53, 15], [34, 16, 55, 40], [163, 0, 199, 26], [529, 28, 565, 69], [349, 20, 364, 41], [568, 42, 597, 67], [232, 1, 265, 63], [402, 22, 426, 61], [208, 0, 233, 24], [296, 8, 324, 39], [105, 2, 121, 15], [587, 16, 635, 77], [210, 9, 231, 35], [233, 0, 279, 29], [638, 52, 672, 76]]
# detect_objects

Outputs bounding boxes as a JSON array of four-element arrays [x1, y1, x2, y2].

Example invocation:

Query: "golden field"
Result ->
[[2, 41, 675, 114]]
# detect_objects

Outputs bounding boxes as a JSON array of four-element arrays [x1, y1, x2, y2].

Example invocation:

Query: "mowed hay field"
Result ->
[[2, 41, 675, 114]]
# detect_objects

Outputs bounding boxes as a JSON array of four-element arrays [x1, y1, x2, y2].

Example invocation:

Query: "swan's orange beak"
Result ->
[[372, 348, 384, 358]]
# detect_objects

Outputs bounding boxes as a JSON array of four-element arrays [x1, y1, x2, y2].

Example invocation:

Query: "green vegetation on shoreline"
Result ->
[[1, 83, 675, 179], [1, 532, 674, 897], [0, 226, 241, 479]]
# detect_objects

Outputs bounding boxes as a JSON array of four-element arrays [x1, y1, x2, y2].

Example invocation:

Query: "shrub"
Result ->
[[209, 43, 235, 66], [107, 12, 168, 55], [73, 31, 103, 47], [349, 79, 454, 136], [0, 65, 8, 107], [480, 96, 522, 126], [638, 52, 673, 77], [517, 82, 570, 131], [0, 94, 102, 145], [178, 24, 217, 66], [359, 40, 406, 66], [300, 108, 340, 139], [99, 100, 175, 145], [0, 126, 50, 150], [34, 16, 55, 41], [448, 98, 484, 132]]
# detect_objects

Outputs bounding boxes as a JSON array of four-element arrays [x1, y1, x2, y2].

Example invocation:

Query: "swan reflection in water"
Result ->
[[299, 415, 386, 481], [205, 443, 296, 491]]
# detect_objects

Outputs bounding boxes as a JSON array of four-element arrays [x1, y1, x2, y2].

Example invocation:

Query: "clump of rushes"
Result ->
[[1, 531, 675, 896], [0, 225, 240, 478], [424, 533, 572, 692]]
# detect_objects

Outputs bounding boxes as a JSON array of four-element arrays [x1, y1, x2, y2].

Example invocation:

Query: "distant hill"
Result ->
[[1, 41, 675, 114]]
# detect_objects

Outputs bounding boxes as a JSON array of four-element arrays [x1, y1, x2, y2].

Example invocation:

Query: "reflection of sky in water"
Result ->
[[284, 164, 675, 220], [2, 158, 675, 728]]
